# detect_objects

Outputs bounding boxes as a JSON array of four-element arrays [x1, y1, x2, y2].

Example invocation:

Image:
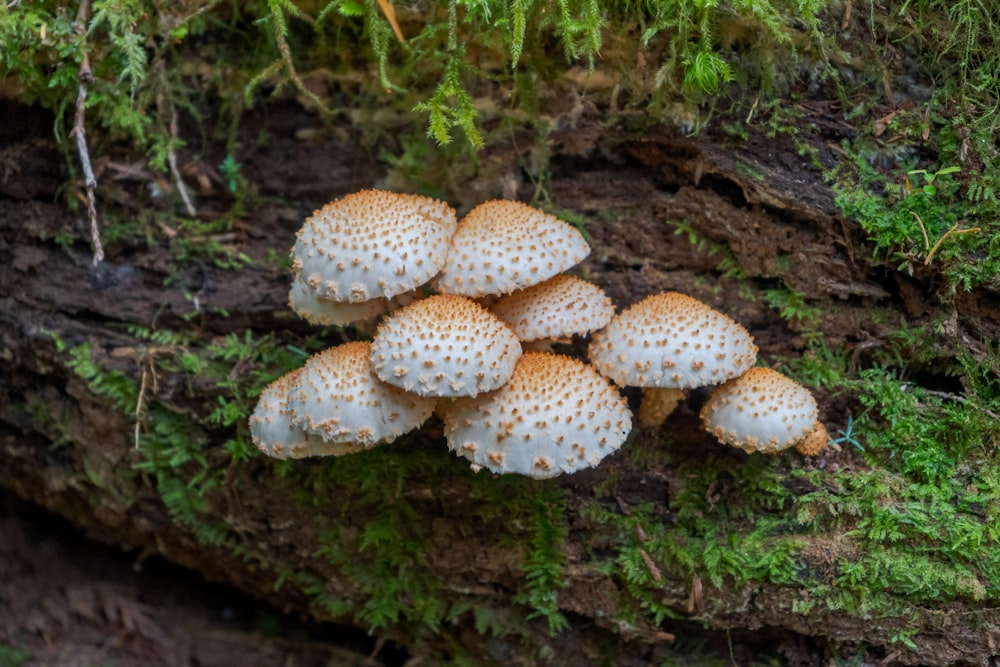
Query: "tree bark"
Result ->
[[1, 99, 997, 666]]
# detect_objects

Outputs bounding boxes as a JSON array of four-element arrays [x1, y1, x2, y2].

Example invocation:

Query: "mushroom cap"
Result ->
[[489, 275, 614, 342], [588, 291, 758, 389], [370, 294, 522, 397], [288, 274, 427, 327], [291, 189, 456, 303], [440, 352, 632, 479], [700, 367, 818, 454], [249, 369, 364, 458], [288, 273, 388, 326], [795, 420, 828, 456], [287, 341, 437, 446], [433, 199, 590, 297]]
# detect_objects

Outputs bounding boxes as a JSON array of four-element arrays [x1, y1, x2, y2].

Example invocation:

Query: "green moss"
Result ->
[[1, 0, 827, 171], [509, 483, 570, 634], [0, 642, 32, 667], [55, 327, 308, 543], [829, 91, 1000, 292], [568, 293, 1000, 647]]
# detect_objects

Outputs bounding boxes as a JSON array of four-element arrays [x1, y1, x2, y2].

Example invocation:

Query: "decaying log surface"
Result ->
[[2, 100, 998, 665]]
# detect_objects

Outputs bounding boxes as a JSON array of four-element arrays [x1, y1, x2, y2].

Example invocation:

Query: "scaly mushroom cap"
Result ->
[[440, 352, 632, 479], [288, 274, 427, 327], [370, 294, 522, 397], [700, 367, 818, 454], [489, 275, 614, 342], [288, 273, 388, 326], [249, 369, 364, 458], [291, 189, 456, 303], [795, 420, 828, 456], [433, 199, 590, 297], [288, 341, 437, 446], [588, 291, 758, 389]]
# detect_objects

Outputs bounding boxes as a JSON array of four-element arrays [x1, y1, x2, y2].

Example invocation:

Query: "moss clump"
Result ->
[[1, 0, 826, 159]]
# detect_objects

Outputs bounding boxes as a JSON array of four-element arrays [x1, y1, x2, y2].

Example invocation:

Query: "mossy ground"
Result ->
[[2, 0, 1000, 664]]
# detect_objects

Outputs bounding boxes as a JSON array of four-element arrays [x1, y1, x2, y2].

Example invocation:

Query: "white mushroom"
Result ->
[[288, 273, 389, 326], [489, 274, 614, 342], [588, 291, 758, 427], [589, 291, 758, 389], [433, 199, 590, 297], [291, 189, 455, 303], [370, 294, 522, 397], [440, 352, 632, 479], [700, 367, 818, 454], [287, 341, 437, 446], [249, 369, 364, 458]]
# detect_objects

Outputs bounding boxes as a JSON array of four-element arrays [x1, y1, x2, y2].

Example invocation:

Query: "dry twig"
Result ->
[[910, 211, 930, 250], [71, 0, 104, 266], [167, 108, 196, 217], [924, 223, 981, 265]]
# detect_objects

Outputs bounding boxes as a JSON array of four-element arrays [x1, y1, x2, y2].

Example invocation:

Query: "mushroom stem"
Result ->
[[638, 387, 687, 429]]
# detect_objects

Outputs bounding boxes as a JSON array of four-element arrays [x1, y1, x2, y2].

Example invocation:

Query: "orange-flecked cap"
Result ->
[[489, 275, 614, 342], [433, 200, 590, 297], [249, 369, 365, 458], [588, 291, 758, 389], [287, 341, 437, 446], [700, 367, 818, 454], [291, 190, 455, 303], [288, 273, 388, 326], [440, 352, 632, 479], [795, 420, 828, 456], [371, 294, 522, 397]]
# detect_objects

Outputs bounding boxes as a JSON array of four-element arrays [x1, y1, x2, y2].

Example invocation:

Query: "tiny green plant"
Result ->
[[829, 415, 864, 452], [219, 154, 242, 194], [906, 166, 961, 196]]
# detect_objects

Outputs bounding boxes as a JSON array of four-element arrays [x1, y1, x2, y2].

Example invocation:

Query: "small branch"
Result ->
[[167, 104, 196, 217], [135, 366, 148, 449], [640, 548, 662, 583], [152, 55, 196, 217], [922, 388, 1000, 421], [71, 0, 104, 266], [910, 211, 929, 250], [841, 0, 853, 30], [924, 223, 981, 265]]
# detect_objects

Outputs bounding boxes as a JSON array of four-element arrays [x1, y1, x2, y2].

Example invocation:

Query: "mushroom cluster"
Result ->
[[250, 189, 827, 479]]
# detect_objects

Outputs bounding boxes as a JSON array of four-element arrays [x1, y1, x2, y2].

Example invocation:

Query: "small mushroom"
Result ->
[[289, 274, 427, 329], [700, 367, 818, 454], [588, 291, 758, 427], [439, 352, 632, 479], [288, 273, 389, 326], [795, 420, 828, 456], [434, 199, 590, 297], [370, 294, 522, 397], [291, 189, 455, 303], [287, 341, 437, 447], [489, 274, 614, 343], [249, 369, 364, 458]]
